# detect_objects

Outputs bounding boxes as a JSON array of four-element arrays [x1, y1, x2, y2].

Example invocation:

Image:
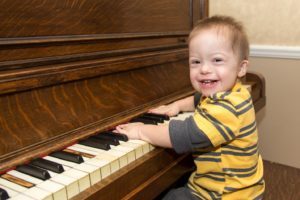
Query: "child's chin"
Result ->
[[201, 90, 216, 97]]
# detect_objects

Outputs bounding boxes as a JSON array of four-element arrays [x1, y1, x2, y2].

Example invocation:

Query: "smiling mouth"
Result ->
[[200, 80, 218, 84]]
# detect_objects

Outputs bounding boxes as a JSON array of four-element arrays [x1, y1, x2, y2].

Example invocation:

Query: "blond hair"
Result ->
[[189, 15, 249, 61]]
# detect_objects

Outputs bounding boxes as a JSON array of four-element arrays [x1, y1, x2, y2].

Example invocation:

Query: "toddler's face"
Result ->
[[189, 29, 247, 97]]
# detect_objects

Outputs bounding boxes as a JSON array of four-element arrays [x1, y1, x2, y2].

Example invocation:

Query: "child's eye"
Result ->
[[191, 60, 201, 64], [213, 58, 223, 63]]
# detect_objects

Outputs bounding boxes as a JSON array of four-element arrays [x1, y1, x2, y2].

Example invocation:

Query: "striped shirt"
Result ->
[[169, 81, 265, 199]]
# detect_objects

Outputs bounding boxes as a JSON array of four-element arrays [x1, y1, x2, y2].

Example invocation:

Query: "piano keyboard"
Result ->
[[0, 112, 193, 200]]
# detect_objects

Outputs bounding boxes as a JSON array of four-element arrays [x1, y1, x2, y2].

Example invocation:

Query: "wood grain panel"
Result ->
[[0, 59, 192, 171], [0, 0, 191, 37]]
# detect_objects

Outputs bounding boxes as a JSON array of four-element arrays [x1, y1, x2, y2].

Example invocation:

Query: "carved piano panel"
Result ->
[[0, 0, 265, 200]]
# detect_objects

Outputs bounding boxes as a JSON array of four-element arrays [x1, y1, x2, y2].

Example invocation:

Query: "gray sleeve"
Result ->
[[169, 116, 213, 154], [194, 92, 202, 107]]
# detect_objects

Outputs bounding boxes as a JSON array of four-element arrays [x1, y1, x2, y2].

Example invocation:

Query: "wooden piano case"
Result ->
[[0, 0, 265, 199]]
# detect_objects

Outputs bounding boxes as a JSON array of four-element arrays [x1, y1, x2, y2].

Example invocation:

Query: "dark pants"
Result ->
[[162, 187, 200, 200]]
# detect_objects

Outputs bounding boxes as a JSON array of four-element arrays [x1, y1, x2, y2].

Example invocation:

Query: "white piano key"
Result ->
[[84, 158, 111, 179], [9, 193, 35, 200], [129, 139, 150, 154], [62, 169, 90, 192], [67, 145, 99, 156], [105, 149, 128, 168], [113, 145, 136, 164], [0, 178, 28, 193], [0, 184, 19, 198], [119, 141, 143, 159], [94, 152, 119, 173], [7, 170, 44, 185], [47, 170, 59, 178], [71, 144, 120, 173], [44, 155, 91, 193], [73, 144, 106, 154], [50, 173, 79, 199], [37, 180, 67, 200], [74, 163, 101, 185], [23, 187, 53, 200], [149, 143, 155, 151], [44, 156, 78, 168]]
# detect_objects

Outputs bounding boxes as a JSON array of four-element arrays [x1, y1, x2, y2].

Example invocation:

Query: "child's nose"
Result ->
[[200, 63, 212, 74]]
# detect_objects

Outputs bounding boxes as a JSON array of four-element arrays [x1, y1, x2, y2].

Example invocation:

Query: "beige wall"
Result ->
[[210, 0, 300, 168], [210, 0, 300, 46], [249, 58, 300, 168]]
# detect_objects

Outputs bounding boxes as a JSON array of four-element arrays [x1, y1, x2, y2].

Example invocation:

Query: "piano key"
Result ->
[[63, 148, 95, 159], [138, 115, 164, 123], [6, 170, 43, 185], [119, 141, 144, 159], [67, 145, 112, 178], [130, 117, 157, 125], [0, 184, 19, 199], [49, 151, 84, 164], [63, 147, 106, 179], [142, 112, 170, 121], [129, 139, 151, 154], [62, 169, 90, 192], [16, 164, 51, 181], [91, 135, 120, 146], [31, 165, 79, 199], [3, 171, 65, 200], [72, 144, 120, 172], [67, 144, 100, 156], [70, 144, 120, 173], [95, 153, 120, 173], [101, 131, 128, 142], [50, 174, 79, 199], [44, 156, 79, 168], [112, 145, 136, 164], [73, 163, 101, 185], [9, 194, 35, 200], [22, 187, 53, 200], [1, 173, 35, 188], [79, 142, 132, 168], [84, 158, 111, 179], [0, 187, 9, 200], [44, 156, 91, 192], [0, 178, 28, 193], [78, 139, 110, 150], [30, 158, 64, 174], [36, 180, 67, 200]]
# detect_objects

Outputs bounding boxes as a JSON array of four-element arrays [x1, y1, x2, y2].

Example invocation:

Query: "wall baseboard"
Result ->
[[250, 45, 300, 59]]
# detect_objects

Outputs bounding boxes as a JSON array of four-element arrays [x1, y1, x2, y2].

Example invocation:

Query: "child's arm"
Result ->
[[149, 96, 195, 116], [115, 96, 196, 148], [115, 123, 171, 148]]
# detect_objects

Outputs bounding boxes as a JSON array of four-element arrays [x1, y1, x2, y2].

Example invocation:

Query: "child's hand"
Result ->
[[149, 103, 180, 117], [115, 122, 143, 140]]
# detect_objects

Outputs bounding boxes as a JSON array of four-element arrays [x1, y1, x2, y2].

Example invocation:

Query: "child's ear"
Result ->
[[238, 60, 249, 78]]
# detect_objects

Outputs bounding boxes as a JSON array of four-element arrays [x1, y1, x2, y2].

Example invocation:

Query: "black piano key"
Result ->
[[30, 158, 64, 173], [91, 135, 120, 146], [130, 117, 157, 125], [49, 151, 84, 164], [101, 131, 128, 142], [0, 188, 9, 200], [85, 137, 116, 147], [79, 139, 111, 150], [142, 113, 170, 120], [138, 115, 164, 123], [16, 164, 51, 180]]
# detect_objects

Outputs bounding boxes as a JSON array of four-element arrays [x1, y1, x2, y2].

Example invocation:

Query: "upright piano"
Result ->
[[0, 0, 265, 199]]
